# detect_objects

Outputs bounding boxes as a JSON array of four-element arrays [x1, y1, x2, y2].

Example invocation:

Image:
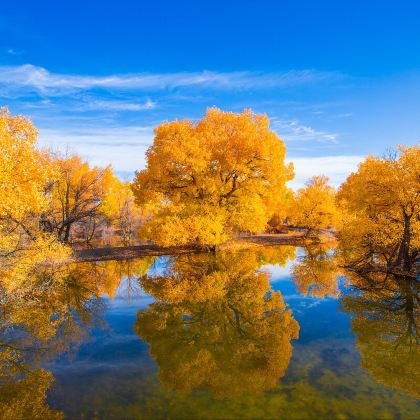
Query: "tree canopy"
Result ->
[[288, 175, 337, 236], [132, 108, 293, 246]]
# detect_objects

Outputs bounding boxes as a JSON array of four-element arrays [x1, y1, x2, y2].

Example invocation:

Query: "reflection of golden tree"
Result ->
[[67, 257, 155, 299], [0, 368, 62, 420], [0, 256, 139, 419], [342, 271, 419, 399], [291, 245, 340, 298], [134, 250, 299, 399], [255, 245, 297, 267]]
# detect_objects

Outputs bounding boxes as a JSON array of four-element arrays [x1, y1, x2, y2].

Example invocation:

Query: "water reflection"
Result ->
[[0, 270, 101, 419], [135, 249, 299, 398], [0, 258, 153, 419], [342, 269, 419, 399], [291, 244, 340, 298], [0, 245, 418, 418]]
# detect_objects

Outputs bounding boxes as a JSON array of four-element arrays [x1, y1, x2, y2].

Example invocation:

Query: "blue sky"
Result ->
[[1, 0, 419, 188]]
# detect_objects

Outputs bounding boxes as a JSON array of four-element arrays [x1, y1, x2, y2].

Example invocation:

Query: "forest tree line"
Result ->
[[0, 107, 418, 292]]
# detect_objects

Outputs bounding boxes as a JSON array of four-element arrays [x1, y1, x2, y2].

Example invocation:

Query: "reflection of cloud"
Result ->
[[0, 64, 343, 96], [262, 261, 294, 282], [287, 155, 364, 189], [272, 118, 338, 143]]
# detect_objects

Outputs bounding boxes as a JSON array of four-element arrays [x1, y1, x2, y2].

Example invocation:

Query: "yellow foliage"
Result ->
[[132, 108, 293, 246], [47, 154, 115, 243], [337, 145, 420, 272], [0, 108, 71, 292], [101, 177, 146, 245], [289, 175, 337, 235]]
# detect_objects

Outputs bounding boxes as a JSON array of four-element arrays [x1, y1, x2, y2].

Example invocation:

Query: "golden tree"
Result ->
[[0, 108, 70, 292], [101, 177, 146, 246], [337, 146, 419, 273], [43, 154, 115, 244], [132, 108, 293, 246], [289, 175, 337, 237], [134, 250, 299, 398]]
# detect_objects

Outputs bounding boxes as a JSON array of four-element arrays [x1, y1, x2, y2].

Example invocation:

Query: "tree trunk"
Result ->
[[395, 213, 412, 272], [63, 222, 72, 243]]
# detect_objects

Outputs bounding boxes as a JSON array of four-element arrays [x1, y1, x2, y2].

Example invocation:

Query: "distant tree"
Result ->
[[289, 175, 337, 237], [131, 108, 294, 246], [101, 177, 145, 246]]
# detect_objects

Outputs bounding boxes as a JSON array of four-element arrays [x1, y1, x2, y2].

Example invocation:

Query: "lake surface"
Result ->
[[4, 246, 420, 419]]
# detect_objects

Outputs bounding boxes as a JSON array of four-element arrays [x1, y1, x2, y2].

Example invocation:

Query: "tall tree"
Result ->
[[132, 108, 293, 246]]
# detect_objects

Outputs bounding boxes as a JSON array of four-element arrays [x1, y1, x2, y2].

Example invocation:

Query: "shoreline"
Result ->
[[74, 231, 335, 262]]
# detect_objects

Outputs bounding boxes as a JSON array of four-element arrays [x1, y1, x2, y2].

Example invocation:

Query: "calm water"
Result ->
[[7, 246, 420, 419]]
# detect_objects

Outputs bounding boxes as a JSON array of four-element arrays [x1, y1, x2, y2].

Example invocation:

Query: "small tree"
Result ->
[[43, 155, 114, 244], [289, 175, 337, 237]]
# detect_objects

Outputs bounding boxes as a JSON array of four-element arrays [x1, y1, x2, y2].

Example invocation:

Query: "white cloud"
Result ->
[[38, 126, 154, 173], [287, 155, 364, 189], [81, 99, 156, 111], [0, 64, 342, 96], [272, 118, 338, 143], [6, 48, 21, 55]]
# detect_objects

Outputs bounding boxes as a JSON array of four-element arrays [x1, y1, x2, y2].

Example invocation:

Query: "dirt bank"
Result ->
[[74, 231, 335, 262]]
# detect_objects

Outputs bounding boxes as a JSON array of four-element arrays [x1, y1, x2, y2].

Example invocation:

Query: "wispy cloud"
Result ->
[[272, 118, 338, 143], [0, 64, 343, 97], [81, 99, 156, 111], [6, 48, 23, 56]]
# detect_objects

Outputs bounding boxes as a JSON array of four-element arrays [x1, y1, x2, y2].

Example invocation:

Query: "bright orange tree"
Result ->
[[131, 108, 293, 246]]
